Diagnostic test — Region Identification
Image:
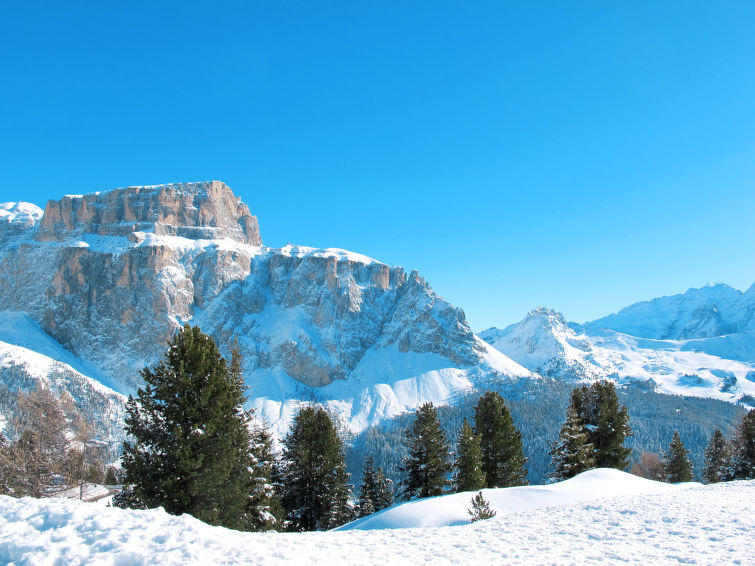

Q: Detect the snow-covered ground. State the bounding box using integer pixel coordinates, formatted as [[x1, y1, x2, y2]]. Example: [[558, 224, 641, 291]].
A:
[[1, 470, 752, 565]]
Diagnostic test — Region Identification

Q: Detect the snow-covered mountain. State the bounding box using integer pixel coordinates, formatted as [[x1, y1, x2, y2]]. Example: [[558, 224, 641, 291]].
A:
[[0, 181, 530, 438], [480, 289, 755, 406]]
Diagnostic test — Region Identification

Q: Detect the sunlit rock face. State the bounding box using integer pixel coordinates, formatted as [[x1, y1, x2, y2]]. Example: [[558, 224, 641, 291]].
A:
[[0, 181, 482, 392]]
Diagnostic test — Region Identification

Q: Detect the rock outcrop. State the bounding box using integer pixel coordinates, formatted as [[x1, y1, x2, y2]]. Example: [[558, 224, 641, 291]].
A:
[[0, 181, 483, 394]]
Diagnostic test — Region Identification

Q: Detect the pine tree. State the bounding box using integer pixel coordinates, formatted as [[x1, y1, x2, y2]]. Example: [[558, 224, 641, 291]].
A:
[[571, 381, 632, 470], [400, 402, 453, 500], [374, 466, 394, 511], [474, 392, 528, 488], [358, 455, 379, 517], [549, 404, 596, 481], [115, 325, 256, 531], [468, 491, 496, 522], [662, 431, 693, 483], [454, 419, 486, 492], [248, 423, 283, 530], [702, 429, 729, 484], [280, 406, 351, 531], [726, 409, 755, 480]]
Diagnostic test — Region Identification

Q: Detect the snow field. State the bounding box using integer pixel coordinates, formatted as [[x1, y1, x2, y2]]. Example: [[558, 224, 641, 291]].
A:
[[1, 471, 752, 565]]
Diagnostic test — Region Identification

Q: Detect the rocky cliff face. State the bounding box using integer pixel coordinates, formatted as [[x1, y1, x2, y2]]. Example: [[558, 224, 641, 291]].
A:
[[0, 182, 489, 414], [35, 181, 261, 245]]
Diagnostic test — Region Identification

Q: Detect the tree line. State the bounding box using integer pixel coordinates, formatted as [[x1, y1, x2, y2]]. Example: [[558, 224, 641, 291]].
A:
[[2, 325, 753, 533]]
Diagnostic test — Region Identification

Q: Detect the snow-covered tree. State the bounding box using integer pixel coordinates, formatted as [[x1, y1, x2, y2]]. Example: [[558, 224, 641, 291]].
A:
[[548, 404, 595, 481], [702, 429, 729, 484], [280, 406, 351, 531], [725, 409, 755, 480], [454, 418, 485, 492], [247, 423, 283, 530], [468, 491, 496, 522], [115, 326, 256, 531], [474, 392, 527, 487], [358, 455, 377, 517], [400, 402, 453, 500], [571, 381, 632, 470], [374, 466, 394, 511], [662, 431, 693, 483]]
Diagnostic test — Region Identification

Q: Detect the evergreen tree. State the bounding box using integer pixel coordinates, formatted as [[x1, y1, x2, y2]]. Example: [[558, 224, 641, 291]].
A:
[[358, 455, 379, 517], [400, 402, 453, 500], [548, 404, 596, 481], [454, 418, 486, 492], [468, 491, 496, 522], [248, 423, 283, 530], [374, 466, 394, 511], [104, 465, 119, 486], [115, 325, 256, 531], [662, 431, 693, 483], [280, 406, 351, 531], [571, 381, 632, 469], [726, 409, 755, 480], [474, 392, 528, 488], [702, 429, 729, 484]]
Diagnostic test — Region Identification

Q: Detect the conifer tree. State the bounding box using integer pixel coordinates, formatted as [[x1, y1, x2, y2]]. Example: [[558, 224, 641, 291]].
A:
[[726, 409, 755, 480], [703, 429, 729, 484], [400, 402, 453, 500], [468, 491, 496, 522], [474, 392, 528, 488], [571, 381, 632, 470], [374, 466, 394, 511], [115, 325, 256, 531], [280, 406, 351, 531], [548, 404, 596, 481], [358, 455, 380, 517], [662, 431, 693, 483], [454, 419, 486, 492], [248, 423, 283, 530]]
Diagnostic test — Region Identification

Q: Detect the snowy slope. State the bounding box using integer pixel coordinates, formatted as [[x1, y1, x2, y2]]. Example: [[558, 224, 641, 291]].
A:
[[0, 311, 126, 442], [1, 471, 752, 565], [481, 300, 755, 406]]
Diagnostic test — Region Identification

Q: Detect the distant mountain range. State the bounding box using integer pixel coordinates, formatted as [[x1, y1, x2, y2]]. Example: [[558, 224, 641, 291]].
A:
[[0, 182, 752, 451], [480, 283, 755, 405]]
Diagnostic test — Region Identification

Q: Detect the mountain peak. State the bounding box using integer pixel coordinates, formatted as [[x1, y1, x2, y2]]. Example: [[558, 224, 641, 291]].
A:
[[35, 181, 261, 246]]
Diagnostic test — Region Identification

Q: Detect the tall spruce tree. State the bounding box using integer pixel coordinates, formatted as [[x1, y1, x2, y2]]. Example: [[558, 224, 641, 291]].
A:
[[400, 402, 453, 500], [280, 406, 351, 531], [115, 325, 256, 531], [374, 466, 394, 511], [571, 381, 632, 470], [726, 409, 755, 480], [474, 392, 528, 488], [703, 429, 729, 484], [454, 419, 486, 492], [248, 423, 283, 530], [549, 404, 596, 481], [358, 455, 379, 517], [662, 431, 693, 483]]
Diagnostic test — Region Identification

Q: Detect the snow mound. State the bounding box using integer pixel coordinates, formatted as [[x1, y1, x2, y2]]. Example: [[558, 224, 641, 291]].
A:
[[1, 474, 752, 565], [338, 468, 689, 530]]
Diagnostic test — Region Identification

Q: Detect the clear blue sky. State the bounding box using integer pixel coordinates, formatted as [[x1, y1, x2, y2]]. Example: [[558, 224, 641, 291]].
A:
[[1, 1, 754, 331]]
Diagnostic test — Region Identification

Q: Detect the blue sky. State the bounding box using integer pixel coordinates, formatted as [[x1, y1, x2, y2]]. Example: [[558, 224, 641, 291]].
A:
[[1, 1, 754, 331]]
